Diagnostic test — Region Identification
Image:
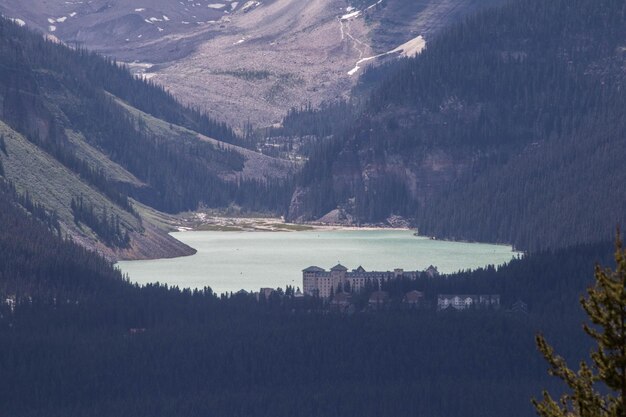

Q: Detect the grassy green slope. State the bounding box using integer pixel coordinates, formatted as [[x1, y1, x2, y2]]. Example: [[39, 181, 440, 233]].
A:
[[0, 120, 195, 260]]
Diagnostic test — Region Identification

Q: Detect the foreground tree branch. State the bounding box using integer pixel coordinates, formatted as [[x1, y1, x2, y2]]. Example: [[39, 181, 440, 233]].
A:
[[533, 231, 626, 417]]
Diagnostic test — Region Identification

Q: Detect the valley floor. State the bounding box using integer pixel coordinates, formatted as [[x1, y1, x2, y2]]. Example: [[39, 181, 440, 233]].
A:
[[172, 211, 413, 234]]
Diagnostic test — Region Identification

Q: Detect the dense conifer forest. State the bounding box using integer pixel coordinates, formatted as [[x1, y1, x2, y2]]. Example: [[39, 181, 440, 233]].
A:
[[0, 179, 615, 415], [0, 162, 616, 416], [291, 0, 626, 251], [0, 180, 127, 299], [1, 0, 625, 415]]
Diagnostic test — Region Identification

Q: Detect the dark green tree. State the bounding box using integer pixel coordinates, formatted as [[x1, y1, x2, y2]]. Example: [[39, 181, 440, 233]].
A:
[[533, 232, 626, 417], [0, 134, 7, 155]]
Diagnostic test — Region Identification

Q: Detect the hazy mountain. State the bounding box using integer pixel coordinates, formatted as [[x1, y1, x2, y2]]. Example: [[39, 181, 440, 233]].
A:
[[0, 0, 509, 127]]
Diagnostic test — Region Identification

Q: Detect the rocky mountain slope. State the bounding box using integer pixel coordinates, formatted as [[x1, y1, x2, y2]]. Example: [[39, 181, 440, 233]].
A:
[[0, 18, 293, 260], [5, 0, 621, 256], [0, 0, 508, 127]]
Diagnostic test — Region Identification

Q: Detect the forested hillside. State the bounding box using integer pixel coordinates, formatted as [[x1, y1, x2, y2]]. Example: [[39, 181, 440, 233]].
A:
[[290, 0, 626, 251], [0, 185, 615, 416], [0, 179, 127, 299], [0, 83, 617, 414], [2, 0, 625, 415], [0, 18, 293, 258]]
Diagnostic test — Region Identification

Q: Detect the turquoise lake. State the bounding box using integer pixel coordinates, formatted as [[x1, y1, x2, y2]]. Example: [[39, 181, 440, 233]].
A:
[[116, 229, 520, 295]]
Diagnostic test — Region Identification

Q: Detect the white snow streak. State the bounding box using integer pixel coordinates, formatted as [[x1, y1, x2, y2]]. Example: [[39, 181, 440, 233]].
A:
[[340, 10, 360, 20], [347, 35, 426, 75], [366, 0, 383, 10], [10, 18, 26, 26], [389, 35, 426, 58]]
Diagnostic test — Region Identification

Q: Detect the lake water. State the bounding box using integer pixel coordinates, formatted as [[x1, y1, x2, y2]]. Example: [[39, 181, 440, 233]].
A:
[[116, 230, 520, 295]]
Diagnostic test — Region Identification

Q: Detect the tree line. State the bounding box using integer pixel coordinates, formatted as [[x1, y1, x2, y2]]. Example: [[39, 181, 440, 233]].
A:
[[0, 171, 617, 415], [289, 0, 626, 251], [71, 195, 130, 248]]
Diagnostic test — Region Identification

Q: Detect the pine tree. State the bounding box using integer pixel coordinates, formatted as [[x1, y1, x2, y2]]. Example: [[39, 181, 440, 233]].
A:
[[0, 134, 7, 155], [533, 232, 626, 417]]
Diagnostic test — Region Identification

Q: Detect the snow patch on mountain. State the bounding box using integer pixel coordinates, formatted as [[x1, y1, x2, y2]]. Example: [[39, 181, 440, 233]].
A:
[[366, 0, 382, 10], [389, 35, 426, 58], [9, 17, 25, 26], [341, 0, 380, 21], [340, 10, 360, 20], [347, 35, 426, 75], [241, 1, 260, 12]]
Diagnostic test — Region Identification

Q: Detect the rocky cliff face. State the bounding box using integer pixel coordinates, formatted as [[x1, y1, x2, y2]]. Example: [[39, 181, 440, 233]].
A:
[[287, 146, 472, 224]]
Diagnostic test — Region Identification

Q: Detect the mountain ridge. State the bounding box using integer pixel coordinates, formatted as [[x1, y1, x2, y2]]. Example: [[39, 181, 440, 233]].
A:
[[0, 18, 293, 260], [287, 0, 626, 251], [0, 0, 510, 127]]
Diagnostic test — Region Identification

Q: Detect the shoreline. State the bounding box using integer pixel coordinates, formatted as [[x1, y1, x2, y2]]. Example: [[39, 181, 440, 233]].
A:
[[116, 226, 521, 295], [173, 212, 414, 233], [116, 212, 521, 263], [175, 224, 413, 233], [169, 213, 522, 253], [172, 214, 518, 249]]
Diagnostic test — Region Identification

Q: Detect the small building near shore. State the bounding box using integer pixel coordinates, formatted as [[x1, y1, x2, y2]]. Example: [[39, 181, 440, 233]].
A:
[[425, 265, 439, 278], [369, 291, 390, 309], [302, 264, 429, 299], [403, 290, 425, 307], [437, 294, 500, 311]]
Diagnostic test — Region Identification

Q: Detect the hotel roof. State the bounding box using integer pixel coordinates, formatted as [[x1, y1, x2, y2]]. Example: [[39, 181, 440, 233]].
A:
[[330, 264, 348, 272], [303, 266, 326, 273]]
